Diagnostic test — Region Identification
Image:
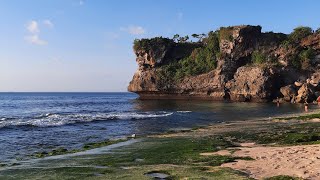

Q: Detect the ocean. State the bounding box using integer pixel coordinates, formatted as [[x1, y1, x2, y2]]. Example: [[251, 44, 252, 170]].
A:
[[0, 92, 308, 162]]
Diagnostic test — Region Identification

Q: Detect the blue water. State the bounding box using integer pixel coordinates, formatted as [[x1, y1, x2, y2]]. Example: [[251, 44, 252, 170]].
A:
[[0, 92, 310, 162]]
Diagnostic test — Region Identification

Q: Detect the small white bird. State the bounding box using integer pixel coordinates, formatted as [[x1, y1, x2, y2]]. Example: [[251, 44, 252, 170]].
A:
[[131, 134, 136, 138]]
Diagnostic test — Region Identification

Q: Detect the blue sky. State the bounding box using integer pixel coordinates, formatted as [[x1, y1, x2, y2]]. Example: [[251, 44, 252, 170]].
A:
[[0, 0, 319, 92]]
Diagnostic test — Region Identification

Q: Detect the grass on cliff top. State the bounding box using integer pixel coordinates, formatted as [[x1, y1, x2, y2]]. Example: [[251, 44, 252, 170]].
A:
[[219, 26, 234, 41], [133, 37, 173, 52]]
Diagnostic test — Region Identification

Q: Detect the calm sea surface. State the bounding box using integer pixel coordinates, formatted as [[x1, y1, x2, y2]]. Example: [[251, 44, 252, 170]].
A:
[[0, 92, 311, 162]]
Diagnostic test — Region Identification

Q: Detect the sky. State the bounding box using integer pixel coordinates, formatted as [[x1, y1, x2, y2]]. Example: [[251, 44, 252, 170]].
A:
[[0, 0, 319, 92]]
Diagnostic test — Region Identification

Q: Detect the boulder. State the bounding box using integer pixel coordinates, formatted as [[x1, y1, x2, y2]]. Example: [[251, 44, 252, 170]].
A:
[[280, 85, 297, 101], [310, 71, 320, 87], [296, 83, 315, 103], [294, 81, 303, 87]]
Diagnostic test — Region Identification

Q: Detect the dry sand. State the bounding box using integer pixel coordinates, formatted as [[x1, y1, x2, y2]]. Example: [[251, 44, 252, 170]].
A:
[[205, 143, 320, 179]]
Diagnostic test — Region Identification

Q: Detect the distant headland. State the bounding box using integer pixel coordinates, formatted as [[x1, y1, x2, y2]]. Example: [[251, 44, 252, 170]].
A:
[[128, 25, 320, 103]]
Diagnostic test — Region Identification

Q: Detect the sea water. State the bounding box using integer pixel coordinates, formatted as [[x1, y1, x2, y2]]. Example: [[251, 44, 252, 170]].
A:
[[0, 92, 309, 162]]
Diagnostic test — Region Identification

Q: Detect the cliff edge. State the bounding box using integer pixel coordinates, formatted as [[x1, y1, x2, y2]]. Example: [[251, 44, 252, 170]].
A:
[[128, 25, 320, 102]]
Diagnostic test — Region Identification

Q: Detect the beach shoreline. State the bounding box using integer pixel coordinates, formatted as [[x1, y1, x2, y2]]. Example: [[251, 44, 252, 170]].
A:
[[1, 111, 320, 179]]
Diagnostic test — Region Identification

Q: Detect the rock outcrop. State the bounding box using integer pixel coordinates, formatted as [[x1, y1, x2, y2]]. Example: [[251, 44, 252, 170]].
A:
[[226, 66, 280, 102], [128, 25, 320, 102], [280, 85, 297, 101]]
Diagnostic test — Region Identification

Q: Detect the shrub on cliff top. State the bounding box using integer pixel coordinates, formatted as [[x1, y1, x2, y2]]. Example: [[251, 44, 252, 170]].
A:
[[288, 26, 313, 43], [281, 26, 313, 49], [203, 31, 220, 52], [174, 32, 220, 78], [219, 27, 234, 41], [155, 31, 220, 84], [133, 37, 173, 52]]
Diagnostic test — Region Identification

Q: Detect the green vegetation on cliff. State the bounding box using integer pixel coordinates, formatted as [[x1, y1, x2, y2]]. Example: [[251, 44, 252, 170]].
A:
[[219, 26, 234, 41], [288, 26, 313, 44], [279, 26, 317, 69], [156, 31, 220, 89], [282, 26, 313, 48], [251, 51, 268, 64], [133, 37, 173, 52], [133, 25, 319, 90], [290, 48, 316, 70], [298, 47, 316, 70], [176, 31, 219, 77]]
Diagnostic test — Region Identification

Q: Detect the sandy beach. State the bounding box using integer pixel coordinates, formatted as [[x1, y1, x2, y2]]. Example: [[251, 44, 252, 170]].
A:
[[202, 143, 320, 179]]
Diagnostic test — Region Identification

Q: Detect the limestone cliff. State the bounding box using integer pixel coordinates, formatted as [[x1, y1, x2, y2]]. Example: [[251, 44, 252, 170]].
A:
[[128, 25, 320, 102]]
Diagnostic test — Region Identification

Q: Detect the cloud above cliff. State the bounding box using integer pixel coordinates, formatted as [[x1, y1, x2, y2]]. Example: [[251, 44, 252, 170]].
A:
[[120, 25, 146, 35], [24, 34, 47, 45], [27, 20, 40, 34], [25, 19, 53, 46], [43, 20, 54, 28]]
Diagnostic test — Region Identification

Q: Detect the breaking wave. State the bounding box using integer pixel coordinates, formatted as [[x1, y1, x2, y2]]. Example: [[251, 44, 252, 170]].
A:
[[0, 112, 174, 128]]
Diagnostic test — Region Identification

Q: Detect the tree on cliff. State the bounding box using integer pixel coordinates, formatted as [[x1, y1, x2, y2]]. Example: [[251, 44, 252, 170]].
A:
[[178, 35, 189, 43], [173, 34, 180, 42], [289, 26, 313, 43], [192, 34, 199, 38], [192, 33, 206, 42]]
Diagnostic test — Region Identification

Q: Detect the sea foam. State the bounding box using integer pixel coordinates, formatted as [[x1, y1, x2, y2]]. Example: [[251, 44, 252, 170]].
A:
[[0, 111, 174, 128]]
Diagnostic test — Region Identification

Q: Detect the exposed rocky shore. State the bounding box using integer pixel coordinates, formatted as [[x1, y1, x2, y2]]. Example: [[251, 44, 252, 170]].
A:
[[128, 25, 320, 102]]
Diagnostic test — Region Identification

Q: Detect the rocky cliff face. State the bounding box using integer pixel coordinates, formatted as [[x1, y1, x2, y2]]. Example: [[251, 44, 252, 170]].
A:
[[128, 25, 320, 102]]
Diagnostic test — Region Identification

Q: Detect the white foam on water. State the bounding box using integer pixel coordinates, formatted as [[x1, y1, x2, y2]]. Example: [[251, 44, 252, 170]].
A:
[[177, 111, 192, 113], [0, 112, 174, 128]]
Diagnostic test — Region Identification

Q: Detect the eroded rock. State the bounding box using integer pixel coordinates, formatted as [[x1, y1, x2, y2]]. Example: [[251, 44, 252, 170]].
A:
[[128, 25, 320, 102], [280, 85, 297, 101]]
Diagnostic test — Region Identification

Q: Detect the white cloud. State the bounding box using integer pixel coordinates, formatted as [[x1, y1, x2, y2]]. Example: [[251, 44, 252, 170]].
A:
[[27, 20, 40, 34], [120, 25, 146, 35], [43, 20, 54, 28], [25, 19, 52, 46], [25, 34, 47, 45]]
